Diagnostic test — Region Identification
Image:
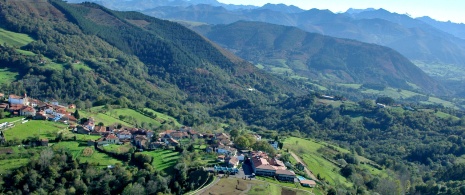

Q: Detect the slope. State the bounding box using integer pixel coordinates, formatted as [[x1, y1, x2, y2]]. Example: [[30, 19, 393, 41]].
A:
[[195, 21, 445, 94], [138, 4, 465, 76], [0, 0, 300, 124]]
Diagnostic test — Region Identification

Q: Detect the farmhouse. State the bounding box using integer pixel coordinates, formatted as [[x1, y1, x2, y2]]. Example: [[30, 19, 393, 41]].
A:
[[20, 106, 36, 117], [276, 169, 296, 182], [249, 151, 289, 181], [216, 145, 237, 156], [97, 133, 120, 145], [8, 94, 28, 105], [134, 135, 149, 149]]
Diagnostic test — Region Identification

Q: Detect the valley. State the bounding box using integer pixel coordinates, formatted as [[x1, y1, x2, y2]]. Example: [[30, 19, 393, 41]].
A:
[[1, 0, 465, 194]]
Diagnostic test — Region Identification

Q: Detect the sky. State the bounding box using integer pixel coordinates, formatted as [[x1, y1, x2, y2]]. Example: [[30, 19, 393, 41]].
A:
[[217, 0, 465, 24]]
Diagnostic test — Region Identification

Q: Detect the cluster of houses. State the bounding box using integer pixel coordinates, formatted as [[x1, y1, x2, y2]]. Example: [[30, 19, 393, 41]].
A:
[[0, 93, 77, 123]]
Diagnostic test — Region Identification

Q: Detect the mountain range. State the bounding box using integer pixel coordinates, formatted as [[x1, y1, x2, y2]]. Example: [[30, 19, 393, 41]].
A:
[[141, 5, 465, 70], [193, 21, 444, 93]]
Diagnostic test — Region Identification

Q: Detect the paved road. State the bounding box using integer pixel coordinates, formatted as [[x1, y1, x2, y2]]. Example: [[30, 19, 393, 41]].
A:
[[289, 151, 318, 181]]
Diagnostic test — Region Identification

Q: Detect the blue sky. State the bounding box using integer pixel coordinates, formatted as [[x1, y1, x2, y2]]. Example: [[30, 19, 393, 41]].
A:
[[217, 0, 465, 23]]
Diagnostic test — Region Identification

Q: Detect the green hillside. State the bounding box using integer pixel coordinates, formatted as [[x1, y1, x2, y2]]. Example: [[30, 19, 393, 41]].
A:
[[195, 21, 446, 94]]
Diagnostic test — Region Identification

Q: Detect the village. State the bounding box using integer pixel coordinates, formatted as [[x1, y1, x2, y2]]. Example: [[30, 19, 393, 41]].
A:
[[0, 93, 318, 190]]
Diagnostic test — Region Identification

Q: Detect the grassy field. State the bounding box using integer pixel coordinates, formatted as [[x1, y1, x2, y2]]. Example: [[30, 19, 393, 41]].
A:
[[78, 109, 132, 127], [201, 177, 314, 195], [103, 143, 133, 154], [142, 150, 180, 173], [0, 116, 24, 123], [283, 137, 352, 187], [0, 158, 29, 174], [0, 68, 19, 84], [3, 120, 67, 141], [142, 108, 181, 126], [0, 27, 34, 47], [53, 141, 122, 167]]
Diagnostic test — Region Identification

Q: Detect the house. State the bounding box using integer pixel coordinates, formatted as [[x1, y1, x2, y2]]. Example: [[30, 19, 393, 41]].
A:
[[217, 155, 226, 162], [96, 133, 119, 145], [68, 104, 76, 109], [269, 140, 279, 150], [276, 169, 296, 182], [255, 164, 276, 176], [34, 111, 47, 120], [227, 156, 239, 168], [376, 103, 386, 108], [50, 99, 59, 106], [40, 138, 49, 146], [134, 135, 148, 149], [253, 134, 262, 140], [166, 138, 179, 146], [0, 103, 9, 110], [216, 145, 237, 156], [20, 106, 36, 117], [76, 126, 91, 134], [237, 154, 245, 161], [0, 93, 4, 100], [250, 151, 287, 176], [8, 104, 25, 115], [300, 180, 317, 188], [93, 126, 107, 135], [321, 95, 335, 100], [8, 94, 28, 105], [115, 130, 132, 140], [83, 118, 95, 131]]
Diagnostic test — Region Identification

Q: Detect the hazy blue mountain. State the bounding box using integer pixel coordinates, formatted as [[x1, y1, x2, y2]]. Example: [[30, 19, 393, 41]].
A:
[[259, 3, 305, 13], [194, 21, 446, 94], [143, 5, 465, 69], [417, 16, 465, 40], [65, 0, 257, 11]]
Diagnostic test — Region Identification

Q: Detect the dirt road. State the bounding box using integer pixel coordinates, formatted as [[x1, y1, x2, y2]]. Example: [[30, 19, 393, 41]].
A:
[[290, 151, 318, 181]]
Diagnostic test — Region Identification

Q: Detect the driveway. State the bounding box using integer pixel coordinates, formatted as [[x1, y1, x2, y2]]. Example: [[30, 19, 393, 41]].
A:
[[289, 151, 319, 181]]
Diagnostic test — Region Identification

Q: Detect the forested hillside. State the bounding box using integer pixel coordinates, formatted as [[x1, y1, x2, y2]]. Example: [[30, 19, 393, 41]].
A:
[[194, 21, 445, 94], [0, 0, 300, 125]]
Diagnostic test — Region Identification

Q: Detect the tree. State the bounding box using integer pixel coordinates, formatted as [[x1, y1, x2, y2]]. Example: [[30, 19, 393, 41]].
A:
[[235, 135, 250, 149], [84, 99, 92, 109], [73, 110, 80, 119], [229, 129, 239, 140], [376, 96, 395, 105]]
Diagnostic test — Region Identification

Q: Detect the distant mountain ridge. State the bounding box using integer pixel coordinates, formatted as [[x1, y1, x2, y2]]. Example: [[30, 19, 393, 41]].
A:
[[66, 0, 465, 71], [194, 21, 446, 94], [139, 5, 465, 70]]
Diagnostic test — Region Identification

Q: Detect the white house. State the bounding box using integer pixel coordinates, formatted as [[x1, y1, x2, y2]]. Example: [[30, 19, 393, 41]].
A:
[[116, 130, 132, 140], [269, 140, 279, 150], [9, 94, 28, 106], [216, 145, 237, 156]]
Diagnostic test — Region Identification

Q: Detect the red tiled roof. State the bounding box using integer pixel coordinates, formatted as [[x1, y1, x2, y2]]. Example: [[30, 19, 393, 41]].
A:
[[21, 106, 35, 112], [105, 134, 119, 140], [276, 169, 295, 176], [256, 164, 276, 170], [300, 180, 316, 185], [9, 94, 24, 99]]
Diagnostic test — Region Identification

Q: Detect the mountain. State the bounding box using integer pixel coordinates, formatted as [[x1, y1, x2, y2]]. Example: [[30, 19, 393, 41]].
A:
[[65, 0, 258, 11], [194, 21, 445, 94], [0, 0, 299, 124], [259, 3, 304, 13], [138, 5, 465, 75], [417, 16, 465, 40]]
